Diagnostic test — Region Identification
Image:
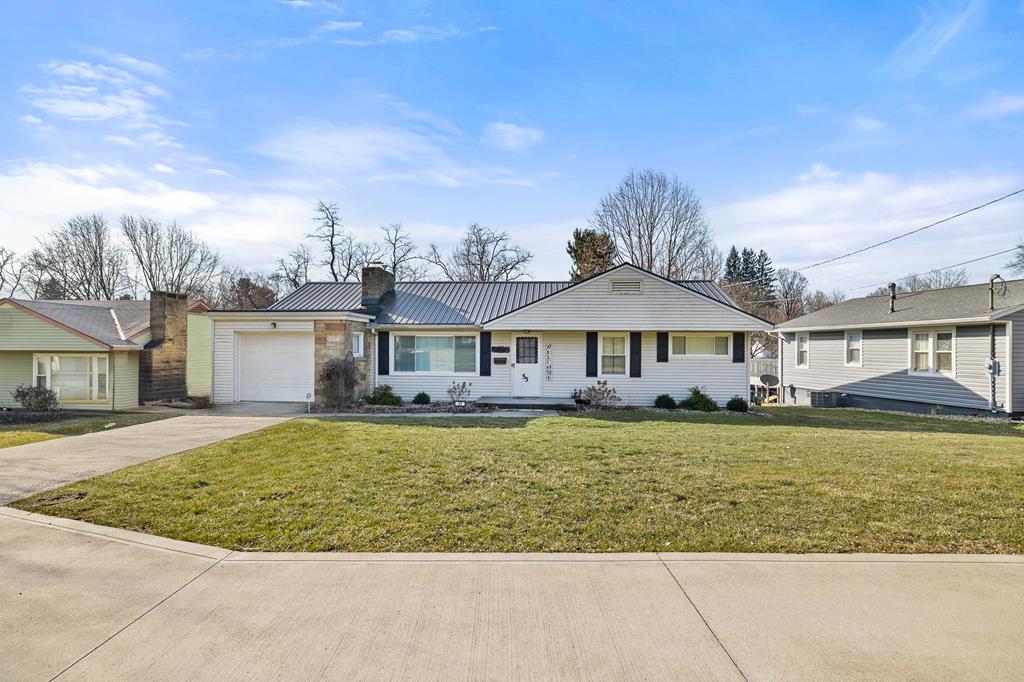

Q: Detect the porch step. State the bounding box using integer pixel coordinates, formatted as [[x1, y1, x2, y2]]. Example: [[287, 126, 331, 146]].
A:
[[475, 396, 577, 410]]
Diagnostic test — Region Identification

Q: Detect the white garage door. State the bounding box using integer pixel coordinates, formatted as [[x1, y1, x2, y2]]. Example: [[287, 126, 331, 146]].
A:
[[238, 332, 314, 402]]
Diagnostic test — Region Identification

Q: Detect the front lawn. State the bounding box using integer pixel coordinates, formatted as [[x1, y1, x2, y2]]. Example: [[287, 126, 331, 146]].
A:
[[0, 412, 173, 449], [12, 408, 1024, 553]]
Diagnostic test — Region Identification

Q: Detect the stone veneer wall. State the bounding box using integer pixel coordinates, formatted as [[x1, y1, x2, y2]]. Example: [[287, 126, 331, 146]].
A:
[[314, 319, 373, 404], [140, 291, 188, 403]]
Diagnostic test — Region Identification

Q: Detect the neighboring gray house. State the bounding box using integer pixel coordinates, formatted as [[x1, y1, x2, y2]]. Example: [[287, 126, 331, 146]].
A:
[[208, 263, 773, 407], [775, 278, 1024, 416]]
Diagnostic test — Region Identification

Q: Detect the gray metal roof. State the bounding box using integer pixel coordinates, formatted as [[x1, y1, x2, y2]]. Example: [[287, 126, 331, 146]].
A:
[[776, 278, 1024, 330], [270, 277, 740, 326], [12, 299, 152, 347]]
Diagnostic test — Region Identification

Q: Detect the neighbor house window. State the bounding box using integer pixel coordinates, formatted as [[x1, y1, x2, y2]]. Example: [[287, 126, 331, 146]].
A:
[[352, 331, 364, 358], [671, 334, 729, 356], [33, 354, 108, 402], [600, 334, 627, 375], [393, 335, 476, 374], [844, 331, 862, 367], [795, 334, 809, 368], [909, 330, 954, 375]]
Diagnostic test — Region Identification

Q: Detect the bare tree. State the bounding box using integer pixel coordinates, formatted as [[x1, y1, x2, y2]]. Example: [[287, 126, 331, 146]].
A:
[[805, 289, 846, 312], [307, 201, 380, 282], [868, 267, 970, 296], [590, 169, 721, 279], [273, 244, 314, 293], [775, 268, 809, 321], [1008, 241, 1024, 276], [0, 247, 26, 298], [425, 223, 533, 281], [27, 215, 132, 299], [380, 223, 427, 280], [209, 268, 279, 310], [121, 215, 221, 296]]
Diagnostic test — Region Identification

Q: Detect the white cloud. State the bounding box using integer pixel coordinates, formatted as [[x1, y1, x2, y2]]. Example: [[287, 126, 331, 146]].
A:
[[316, 21, 363, 33], [882, 0, 986, 78], [279, 0, 314, 7], [255, 121, 547, 187], [798, 163, 839, 183], [19, 114, 55, 134], [151, 163, 177, 175], [968, 91, 1024, 118], [851, 115, 886, 133], [204, 168, 231, 177], [795, 104, 827, 116], [102, 52, 168, 79], [711, 169, 1022, 293], [481, 122, 544, 151], [182, 47, 247, 61], [335, 24, 486, 46], [104, 135, 138, 147]]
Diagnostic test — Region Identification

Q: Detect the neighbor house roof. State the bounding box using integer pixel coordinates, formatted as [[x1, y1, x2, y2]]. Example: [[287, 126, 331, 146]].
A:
[[8, 299, 152, 348], [269, 275, 741, 326], [776, 278, 1024, 331]]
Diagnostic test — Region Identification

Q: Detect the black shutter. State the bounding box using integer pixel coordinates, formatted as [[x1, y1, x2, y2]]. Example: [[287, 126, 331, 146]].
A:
[[629, 332, 641, 377], [656, 332, 668, 362], [585, 332, 598, 377], [378, 330, 390, 375], [732, 332, 745, 363], [479, 331, 491, 376]]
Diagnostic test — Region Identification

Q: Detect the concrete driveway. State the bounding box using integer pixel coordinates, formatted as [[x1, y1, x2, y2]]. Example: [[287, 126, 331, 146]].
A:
[[0, 415, 286, 504], [2, 509, 1022, 681]]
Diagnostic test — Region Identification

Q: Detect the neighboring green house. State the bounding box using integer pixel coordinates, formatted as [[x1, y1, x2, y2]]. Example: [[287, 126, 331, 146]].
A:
[[186, 300, 212, 398], [0, 292, 209, 412]]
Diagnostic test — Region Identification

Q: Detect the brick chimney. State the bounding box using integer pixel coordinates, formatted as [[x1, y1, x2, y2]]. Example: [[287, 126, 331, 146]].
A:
[[361, 262, 395, 314], [140, 291, 188, 402]]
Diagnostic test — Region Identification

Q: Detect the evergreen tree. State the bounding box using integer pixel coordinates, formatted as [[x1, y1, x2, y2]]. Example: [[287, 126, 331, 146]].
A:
[[723, 245, 741, 282], [566, 228, 617, 281], [754, 249, 776, 292], [739, 248, 756, 283]]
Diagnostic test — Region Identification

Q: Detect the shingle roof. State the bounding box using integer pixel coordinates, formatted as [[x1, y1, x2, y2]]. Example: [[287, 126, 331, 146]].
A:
[[270, 277, 740, 326], [776, 278, 1024, 330], [12, 299, 153, 347]]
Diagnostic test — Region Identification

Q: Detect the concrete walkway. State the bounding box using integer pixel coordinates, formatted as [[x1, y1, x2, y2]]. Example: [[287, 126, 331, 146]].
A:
[[2, 509, 1021, 681], [0, 415, 287, 504]]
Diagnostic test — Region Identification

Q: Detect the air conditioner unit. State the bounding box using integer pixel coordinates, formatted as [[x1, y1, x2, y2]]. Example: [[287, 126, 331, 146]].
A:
[[810, 391, 837, 408]]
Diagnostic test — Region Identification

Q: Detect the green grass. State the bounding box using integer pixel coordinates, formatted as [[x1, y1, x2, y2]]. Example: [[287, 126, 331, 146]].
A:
[[0, 412, 173, 449], [12, 407, 1024, 553]]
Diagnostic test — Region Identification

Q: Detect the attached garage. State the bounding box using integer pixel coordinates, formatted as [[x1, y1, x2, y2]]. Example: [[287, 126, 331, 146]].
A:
[[237, 332, 314, 402]]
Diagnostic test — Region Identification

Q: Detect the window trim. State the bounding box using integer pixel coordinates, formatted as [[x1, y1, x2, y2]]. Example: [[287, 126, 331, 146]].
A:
[[390, 331, 479, 376], [598, 332, 628, 377], [351, 331, 364, 358], [795, 333, 810, 369], [843, 330, 863, 368], [907, 328, 956, 377], [32, 353, 109, 403], [669, 333, 731, 359]]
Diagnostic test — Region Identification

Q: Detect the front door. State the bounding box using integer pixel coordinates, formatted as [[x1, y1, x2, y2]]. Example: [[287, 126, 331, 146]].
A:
[[512, 335, 542, 397]]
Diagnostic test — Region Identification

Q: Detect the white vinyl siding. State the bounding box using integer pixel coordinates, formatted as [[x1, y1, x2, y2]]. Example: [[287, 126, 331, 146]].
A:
[[486, 268, 769, 332], [782, 325, 1007, 411]]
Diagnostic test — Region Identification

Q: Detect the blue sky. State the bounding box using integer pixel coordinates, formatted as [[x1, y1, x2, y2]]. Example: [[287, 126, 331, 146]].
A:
[[2, 0, 1023, 292]]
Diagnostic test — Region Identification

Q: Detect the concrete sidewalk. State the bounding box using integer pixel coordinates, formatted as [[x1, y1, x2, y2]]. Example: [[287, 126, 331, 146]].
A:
[[0, 415, 287, 504], [2, 509, 1021, 681]]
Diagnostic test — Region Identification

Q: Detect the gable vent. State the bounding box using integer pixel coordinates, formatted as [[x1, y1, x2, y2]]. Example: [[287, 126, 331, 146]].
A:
[[609, 280, 643, 295]]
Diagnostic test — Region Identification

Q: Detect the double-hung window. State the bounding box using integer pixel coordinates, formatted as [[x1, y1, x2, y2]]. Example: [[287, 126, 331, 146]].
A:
[[795, 333, 809, 368], [670, 334, 729, 357], [352, 331, 364, 358], [393, 334, 476, 374], [909, 330, 954, 375], [600, 334, 627, 375], [844, 331, 862, 367], [33, 354, 108, 402]]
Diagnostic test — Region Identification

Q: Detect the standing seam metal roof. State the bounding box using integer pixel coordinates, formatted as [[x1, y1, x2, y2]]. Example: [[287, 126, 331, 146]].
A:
[[269, 279, 740, 325]]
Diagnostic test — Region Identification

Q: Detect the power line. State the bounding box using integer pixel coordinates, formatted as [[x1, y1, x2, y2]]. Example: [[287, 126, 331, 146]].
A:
[[849, 247, 1018, 291], [721, 186, 1024, 289], [794, 187, 1024, 272]]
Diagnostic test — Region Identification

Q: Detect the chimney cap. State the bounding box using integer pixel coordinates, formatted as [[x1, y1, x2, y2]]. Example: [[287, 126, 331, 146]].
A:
[[365, 261, 388, 270]]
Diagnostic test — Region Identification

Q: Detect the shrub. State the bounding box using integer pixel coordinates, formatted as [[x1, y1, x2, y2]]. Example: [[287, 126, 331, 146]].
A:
[[11, 385, 60, 412], [320, 355, 359, 408], [446, 381, 472, 403], [576, 380, 621, 410], [679, 386, 719, 412], [654, 393, 677, 409], [726, 396, 749, 413], [412, 392, 431, 405], [365, 384, 402, 406]]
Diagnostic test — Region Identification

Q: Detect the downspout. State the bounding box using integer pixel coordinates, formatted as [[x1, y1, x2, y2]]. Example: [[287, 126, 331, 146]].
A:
[[777, 332, 784, 404], [988, 274, 1003, 413]]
